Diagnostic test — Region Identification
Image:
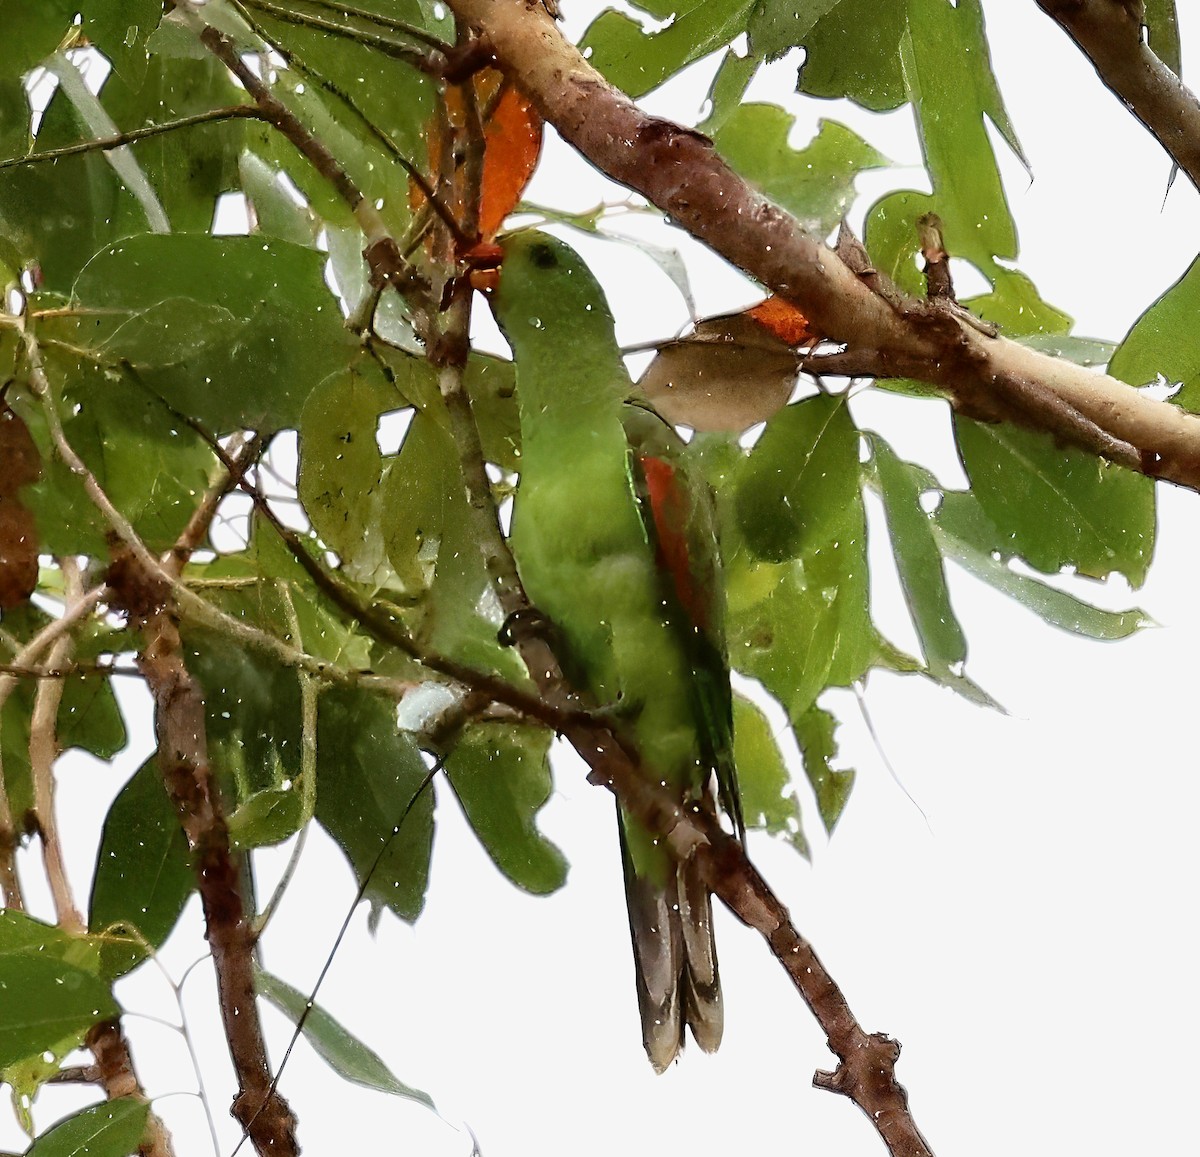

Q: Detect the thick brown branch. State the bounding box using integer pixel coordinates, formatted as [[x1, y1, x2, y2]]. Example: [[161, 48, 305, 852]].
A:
[[133, 610, 296, 1156], [1036, 0, 1200, 191], [444, 0, 1200, 491]]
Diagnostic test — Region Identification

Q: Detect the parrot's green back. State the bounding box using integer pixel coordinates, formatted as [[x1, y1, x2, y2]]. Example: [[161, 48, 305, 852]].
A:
[[493, 231, 741, 1071]]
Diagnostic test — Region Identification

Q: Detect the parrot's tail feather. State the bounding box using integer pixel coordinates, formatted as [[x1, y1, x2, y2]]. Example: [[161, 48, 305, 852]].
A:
[[678, 857, 723, 1054], [620, 813, 723, 1071], [623, 868, 686, 1073]]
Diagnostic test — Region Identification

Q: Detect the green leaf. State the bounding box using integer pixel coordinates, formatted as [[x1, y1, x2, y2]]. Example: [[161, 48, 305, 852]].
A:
[[735, 393, 861, 563], [98, 51, 247, 232], [83, 0, 163, 83], [1109, 252, 1200, 410], [794, 0, 908, 110], [580, 0, 754, 99], [184, 630, 304, 814], [1018, 333, 1117, 367], [0, 608, 127, 827], [89, 758, 193, 978], [733, 694, 808, 857], [1144, 0, 1182, 77], [727, 446, 874, 719], [228, 788, 306, 851], [0, 1, 77, 78], [18, 348, 219, 556], [699, 49, 757, 135], [746, 0, 843, 64], [870, 435, 967, 672], [256, 968, 436, 1108], [381, 414, 524, 678], [934, 491, 1150, 641], [446, 724, 567, 895], [954, 416, 1155, 585], [239, 11, 432, 241], [24, 1099, 148, 1157], [299, 364, 403, 581], [793, 704, 853, 834], [965, 269, 1072, 338], [0, 914, 116, 1071], [464, 355, 521, 473], [712, 110, 888, 238], [0, 85, 136, 291], [240, 150, 320, 247], [71, 234, 356, 431], [315, 687, 434, 923], [861, 0, 1021, 280]]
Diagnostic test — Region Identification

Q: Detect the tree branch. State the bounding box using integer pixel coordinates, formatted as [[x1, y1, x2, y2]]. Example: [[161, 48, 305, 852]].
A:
[[387, 48, 935, 1150], [133, 608, 297, 1156], [444, 0, 1200, 490], [84, 1019, 177, 1157], [28, 558, 87, 935], [1036, 0, 1200, 191], [119, 445, 299, 1157], [0, 583, 107, 911]]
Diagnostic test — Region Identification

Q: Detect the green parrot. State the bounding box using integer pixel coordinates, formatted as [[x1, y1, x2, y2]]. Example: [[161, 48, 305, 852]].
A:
[[492, 231, 743, 1072]]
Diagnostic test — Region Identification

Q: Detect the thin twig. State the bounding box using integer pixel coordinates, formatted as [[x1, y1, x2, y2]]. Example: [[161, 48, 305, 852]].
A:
[[285, 0, 451, 50], [0, 107, 268, 171], [239, 0, 443, 69]]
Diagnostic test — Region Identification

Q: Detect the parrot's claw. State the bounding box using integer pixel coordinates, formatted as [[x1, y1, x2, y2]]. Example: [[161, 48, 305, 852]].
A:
[[497, 605, 558, 648]]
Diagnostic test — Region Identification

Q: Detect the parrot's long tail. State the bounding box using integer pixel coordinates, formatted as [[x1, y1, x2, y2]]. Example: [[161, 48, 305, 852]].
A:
[[620, 823, 723, 1073]]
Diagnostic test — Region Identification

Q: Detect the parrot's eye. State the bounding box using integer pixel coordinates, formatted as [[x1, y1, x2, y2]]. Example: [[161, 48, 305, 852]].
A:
[[531, 242, 558, 269]]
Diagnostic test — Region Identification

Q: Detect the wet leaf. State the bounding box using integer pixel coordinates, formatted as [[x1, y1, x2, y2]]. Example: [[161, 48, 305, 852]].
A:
[[0, 913, 116, 1070], [793, 704, 854, 834], [735, 393, 861, 562], [638, 310, 800, 433], [1109, 252, 1200, 410], [71, 234, 356, 431], [871, 434, 967, 673], [257, 967, 437, 1107], [733, 695, 808, 857], [446, 723, 567, 894], [24, 1099, 148, 1157], [315, 687, 434, 924], [954, 416, 1155, 585], [713, 110, 888, 238], [581, 0, 755, 99], [89, 758, 193, 978], [934, 491, 1150, 640], [299, 364, 403, 581]]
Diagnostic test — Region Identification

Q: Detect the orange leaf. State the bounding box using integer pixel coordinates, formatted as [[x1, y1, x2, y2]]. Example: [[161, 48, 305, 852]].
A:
[[478, 85, 542, 240], [744, 296, 820, 348]]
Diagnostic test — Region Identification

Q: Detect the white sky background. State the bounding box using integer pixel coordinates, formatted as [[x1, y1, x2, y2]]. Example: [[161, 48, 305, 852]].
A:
[[6, 3, 1200, 1155]]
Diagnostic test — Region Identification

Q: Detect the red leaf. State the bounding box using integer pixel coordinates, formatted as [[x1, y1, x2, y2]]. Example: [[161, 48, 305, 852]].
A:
[[744, 296, 820, 348], [479, 85, 543, 240]]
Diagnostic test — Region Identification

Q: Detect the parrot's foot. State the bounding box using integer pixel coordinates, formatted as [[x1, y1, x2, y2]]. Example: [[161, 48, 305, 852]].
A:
[[497, 606, 559, 648]]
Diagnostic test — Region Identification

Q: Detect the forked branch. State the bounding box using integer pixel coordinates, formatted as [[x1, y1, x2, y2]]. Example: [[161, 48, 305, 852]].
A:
[[444, 0, 1200, 490]]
